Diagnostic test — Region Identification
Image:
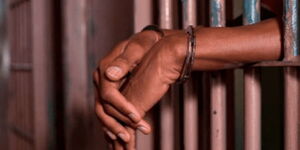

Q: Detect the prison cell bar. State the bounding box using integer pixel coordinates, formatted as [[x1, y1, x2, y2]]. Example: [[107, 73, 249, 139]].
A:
[[283, 0, 299, 150], [159, 0, 176, 150], [63, 0, 90, 149], [243, 1, 261, 150], [209, 0, 227, 150], [133, 0, 155, 150], [182, 0, 198, 150], [0, 0, 9, 148]]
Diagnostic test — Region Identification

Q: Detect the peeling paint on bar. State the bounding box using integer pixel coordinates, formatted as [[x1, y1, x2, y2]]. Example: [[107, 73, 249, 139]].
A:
[[283, 0, 299, 58], [210, 0, 225, 27], [243, 0, 260, 24]]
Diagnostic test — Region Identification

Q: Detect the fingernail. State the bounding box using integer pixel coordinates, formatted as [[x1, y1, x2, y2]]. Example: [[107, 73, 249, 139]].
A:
[[137, 126, 149, 133], [118, 133, 128, 142], [106, 130, 117, 140], [106, 66, 122, 79], [128, 113, 138, 122]]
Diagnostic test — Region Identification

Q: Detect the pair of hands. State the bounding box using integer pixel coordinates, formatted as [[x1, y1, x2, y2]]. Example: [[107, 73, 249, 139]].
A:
[[93, 29, 187, 149]]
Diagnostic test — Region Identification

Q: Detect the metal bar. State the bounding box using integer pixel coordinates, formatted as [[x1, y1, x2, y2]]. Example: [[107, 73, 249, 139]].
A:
[[32, 0, 54, 149], [182, 0, 198, 150], [63, 0, 89, 149], [0, 0, 9, 148], [284, 67, 299, 150], [159, 0, 176, 150], [134, 0, 152, 32], [283, 0, 299, 149], [283, 0, 299, 60], [249, 61, 300, 67], [243, 1, 261, 150], [133, 1, 154, 150], [209, 0, 226, 150]]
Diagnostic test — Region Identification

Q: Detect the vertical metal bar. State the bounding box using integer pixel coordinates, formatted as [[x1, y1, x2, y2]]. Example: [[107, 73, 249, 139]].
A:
[[63, 0, 89, 149], [159, 0, 175, 150], [209, 1, 226, 150], [0, 0, 9, 148], [283, 0, 299, 149], [243, 1, 261, 150], [182, 0, 198, 150], [134, 0, 152, 32], [133, 1, 154, 150], [32, 0, 54, 149]]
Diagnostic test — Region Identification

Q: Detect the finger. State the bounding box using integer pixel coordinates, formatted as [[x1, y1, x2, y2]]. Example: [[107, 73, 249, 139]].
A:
[[125, 127, 136, 150], [101, 87, 143, 123], [104, 133, 114, 150], [103, 127, 117, 141], [95, 100, 131, 142], [105, 42, 145, 81], [103, 103, 152, 134], [94, 69, 143, 123]]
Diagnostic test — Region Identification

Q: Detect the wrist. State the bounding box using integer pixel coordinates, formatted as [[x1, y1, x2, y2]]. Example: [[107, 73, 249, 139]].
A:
[[162, 31, 188, 75]]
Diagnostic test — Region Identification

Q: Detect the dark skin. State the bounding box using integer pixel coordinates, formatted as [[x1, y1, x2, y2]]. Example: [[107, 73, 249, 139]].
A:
[[94, 1, 282, 149]]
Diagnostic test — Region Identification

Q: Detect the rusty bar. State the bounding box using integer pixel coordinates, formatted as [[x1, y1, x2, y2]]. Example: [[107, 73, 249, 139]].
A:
[[159, 0, 175, 150], [283, 0, 299, 149], [209, 1, 226, 150], [133, 0, 154, 150], [63, 0, 89, 149], [181, 0, 198, 150], [0, 0, 9, 148], [243, 1, 261, 150]]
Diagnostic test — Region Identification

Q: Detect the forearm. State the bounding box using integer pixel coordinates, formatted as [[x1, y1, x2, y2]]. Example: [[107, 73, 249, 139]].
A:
[[192, 18, 282, 70]]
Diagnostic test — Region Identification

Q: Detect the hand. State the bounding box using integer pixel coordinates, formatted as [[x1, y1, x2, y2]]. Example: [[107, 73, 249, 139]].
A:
[[114, 31, 188, 119], [93, 30, 162, 143]]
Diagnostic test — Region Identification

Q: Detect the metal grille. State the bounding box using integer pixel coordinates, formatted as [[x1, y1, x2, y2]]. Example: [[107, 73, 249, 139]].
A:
[[0, 0, 299, 149]]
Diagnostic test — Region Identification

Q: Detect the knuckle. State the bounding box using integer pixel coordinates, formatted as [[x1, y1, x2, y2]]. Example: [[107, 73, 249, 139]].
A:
[[102, 104, 114, 114]]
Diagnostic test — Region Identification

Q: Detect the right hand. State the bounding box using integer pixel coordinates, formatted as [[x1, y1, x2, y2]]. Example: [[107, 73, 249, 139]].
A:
[[93, 30, 163, 143]]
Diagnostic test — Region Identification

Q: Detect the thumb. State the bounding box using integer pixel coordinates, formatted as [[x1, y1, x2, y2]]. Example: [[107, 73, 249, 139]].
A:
[[105, 55, 136, 81], [106, 41, 147, 81]]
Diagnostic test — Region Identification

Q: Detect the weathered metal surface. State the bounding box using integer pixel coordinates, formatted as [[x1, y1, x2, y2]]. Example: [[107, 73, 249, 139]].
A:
[[209, 0, 225, 27], [283, 0, 299, 149], [283, 0, 299, 60], [181, 0, 198, 150], [159, 1, 176, 150], [243, 1, 261, 150], [209, 0, 227, 150]]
